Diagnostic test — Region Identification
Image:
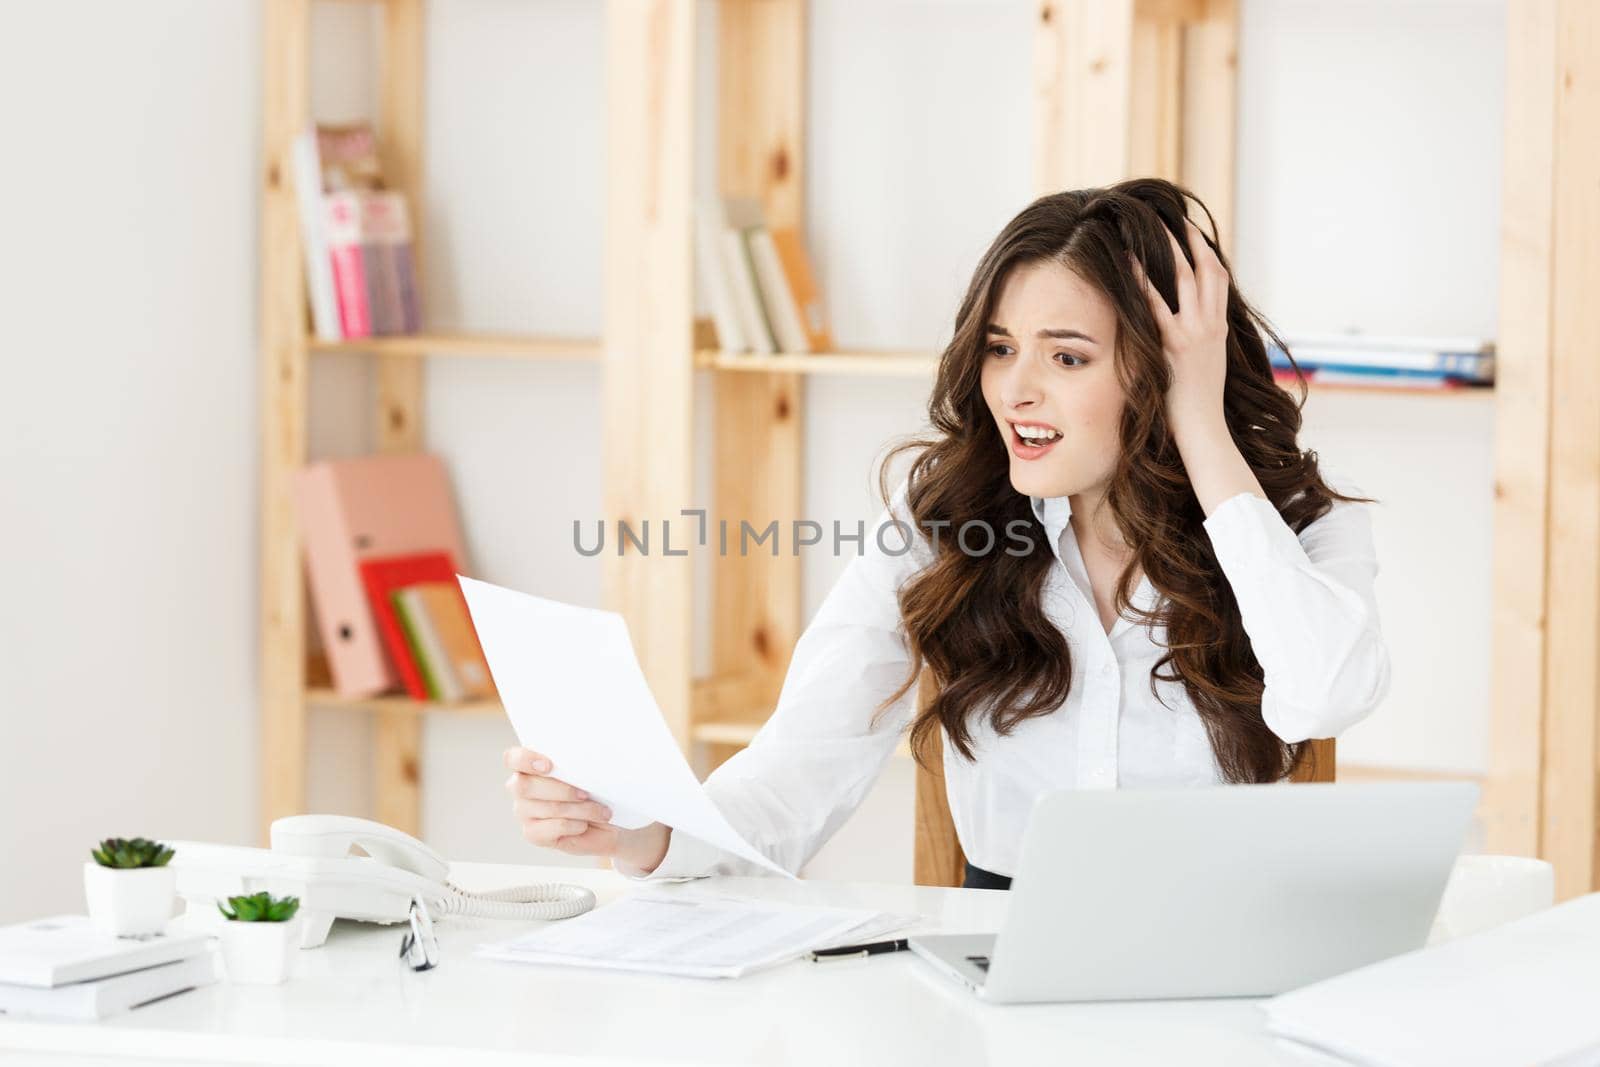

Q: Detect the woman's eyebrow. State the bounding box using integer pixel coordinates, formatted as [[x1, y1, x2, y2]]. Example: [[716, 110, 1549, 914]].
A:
[[986, 324, 1098, 344], [1039, 327, 1098, 343]]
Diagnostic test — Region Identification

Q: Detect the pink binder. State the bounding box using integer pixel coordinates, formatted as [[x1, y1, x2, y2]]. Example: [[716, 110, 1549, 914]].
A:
[[293, 454, 469, 696]]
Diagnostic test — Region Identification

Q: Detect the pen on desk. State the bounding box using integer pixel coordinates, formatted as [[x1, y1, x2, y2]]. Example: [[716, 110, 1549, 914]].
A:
[[808, 939, 910, 962]]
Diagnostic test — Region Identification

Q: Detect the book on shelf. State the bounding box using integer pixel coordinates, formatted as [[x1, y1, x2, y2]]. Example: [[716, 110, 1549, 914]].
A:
[[324, 191, 374, 338], [291, 121, 423, 341], [392, 582, 497, 704], [718, 197, 778, 354], [291, 132, 341, 341], [316, 122, 384, 190], [416, 581, 496, 699], [1269, 334, 1495, 386], [393, 584, 455, 701], [768, 226, 834, 352], [360, 190, 422, 335], [293, 454, 471, 697], [695, 203, 748, 353], [746, 227, 812, 354], [1273, 367, 1468, 391]]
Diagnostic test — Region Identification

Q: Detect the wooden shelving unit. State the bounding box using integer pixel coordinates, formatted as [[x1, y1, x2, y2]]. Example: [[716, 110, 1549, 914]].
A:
[[255, 0, 1253, 844], [261, 0, 1531, 886]]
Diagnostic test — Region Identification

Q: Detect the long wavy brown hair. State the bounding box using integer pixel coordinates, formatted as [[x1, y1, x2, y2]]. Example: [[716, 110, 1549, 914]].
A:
[[881, 177, 1357, 784]]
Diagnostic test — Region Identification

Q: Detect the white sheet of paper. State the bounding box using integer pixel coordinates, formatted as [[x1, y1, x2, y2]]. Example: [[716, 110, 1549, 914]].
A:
[[458, 576, 793, 879], [478, 891, 913, 978]]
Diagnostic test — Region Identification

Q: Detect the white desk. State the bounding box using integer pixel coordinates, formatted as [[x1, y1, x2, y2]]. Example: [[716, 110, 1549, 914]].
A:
[[0, 862, 1331, 1067]]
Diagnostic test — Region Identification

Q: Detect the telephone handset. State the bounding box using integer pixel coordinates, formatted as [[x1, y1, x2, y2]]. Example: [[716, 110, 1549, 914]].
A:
[[170, 815, 596, 948], [272, 814, 451, 882]]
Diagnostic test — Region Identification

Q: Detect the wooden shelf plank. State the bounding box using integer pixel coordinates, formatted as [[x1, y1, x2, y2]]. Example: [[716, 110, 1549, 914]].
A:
[[305, 687, 504, 718], [1338, 763, 1486, 783], [697, 349, 938, 377], [691, 721, 764, 746], [309, 333, 602, 360], [1291, 383, 1496, 400]]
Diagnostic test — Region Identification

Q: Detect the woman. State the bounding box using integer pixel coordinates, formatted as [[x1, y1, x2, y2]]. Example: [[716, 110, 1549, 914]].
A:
[[502, 178, 1390, 888]]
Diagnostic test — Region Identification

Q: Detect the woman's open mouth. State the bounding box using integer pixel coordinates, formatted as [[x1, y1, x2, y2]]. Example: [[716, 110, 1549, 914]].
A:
[[1009, 420, 1062, 461]]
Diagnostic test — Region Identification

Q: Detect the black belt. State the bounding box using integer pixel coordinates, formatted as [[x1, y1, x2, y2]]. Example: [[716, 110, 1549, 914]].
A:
[[962, 861, 1013, 891]]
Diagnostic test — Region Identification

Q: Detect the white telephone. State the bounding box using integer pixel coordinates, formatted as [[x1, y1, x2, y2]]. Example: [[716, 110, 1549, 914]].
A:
[[169, 815, 596, 948]]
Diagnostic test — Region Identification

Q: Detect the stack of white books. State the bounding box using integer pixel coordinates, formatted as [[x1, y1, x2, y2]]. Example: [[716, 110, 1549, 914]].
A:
[[0, 916, 218, 1021], [695, 198, 834, 357]]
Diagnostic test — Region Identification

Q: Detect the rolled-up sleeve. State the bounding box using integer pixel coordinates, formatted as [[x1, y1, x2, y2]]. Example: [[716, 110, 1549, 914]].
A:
[[620, 488, 927, 882], [1203, 487, 1390, 744]]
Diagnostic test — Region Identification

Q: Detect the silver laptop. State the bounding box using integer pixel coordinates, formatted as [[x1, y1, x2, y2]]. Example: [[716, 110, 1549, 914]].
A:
[[909, 782, 1478, 1003]]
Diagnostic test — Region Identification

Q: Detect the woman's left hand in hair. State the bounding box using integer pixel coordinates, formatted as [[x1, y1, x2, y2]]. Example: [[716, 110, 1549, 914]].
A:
[[1132, 218, 1266, 515], [1131, 218, 1230, 437]]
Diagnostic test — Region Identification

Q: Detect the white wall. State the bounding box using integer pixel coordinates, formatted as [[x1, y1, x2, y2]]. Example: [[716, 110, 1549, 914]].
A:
[[0, 0, 1507, 920], [0, 0, 262, 922]]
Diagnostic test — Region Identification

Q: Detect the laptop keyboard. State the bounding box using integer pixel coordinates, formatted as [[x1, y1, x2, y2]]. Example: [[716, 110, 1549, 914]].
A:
[[965, 955, 991, 972]]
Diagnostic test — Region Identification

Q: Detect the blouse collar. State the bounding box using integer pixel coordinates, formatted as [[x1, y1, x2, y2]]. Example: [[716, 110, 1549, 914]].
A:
[[1029, 491, 1156, 640], [1029, 494, 1073, 563]]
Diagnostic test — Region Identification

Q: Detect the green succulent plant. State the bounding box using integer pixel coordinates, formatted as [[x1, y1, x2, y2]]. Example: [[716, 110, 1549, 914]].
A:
[[217, 892, 301, 923], [90, 837, 175, 869]]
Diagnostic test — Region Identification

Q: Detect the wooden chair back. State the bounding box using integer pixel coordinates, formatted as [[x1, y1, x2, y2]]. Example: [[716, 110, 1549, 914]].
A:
[[1291, 737, 1337, 783], [911, 721, 967, 887]]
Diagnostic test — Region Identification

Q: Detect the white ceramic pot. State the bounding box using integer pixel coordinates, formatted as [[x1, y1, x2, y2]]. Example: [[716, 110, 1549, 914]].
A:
[[82, 862, 177, 937], [219, 917, 302, 984]]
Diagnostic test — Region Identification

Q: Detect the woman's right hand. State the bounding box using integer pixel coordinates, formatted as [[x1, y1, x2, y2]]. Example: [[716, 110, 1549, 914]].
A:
[[502, 746, 672, 874]]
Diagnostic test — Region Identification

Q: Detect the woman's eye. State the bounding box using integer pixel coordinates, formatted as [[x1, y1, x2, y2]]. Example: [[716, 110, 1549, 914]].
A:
[[1055, 352, 1087, 367], [986, 344, 1015, 358]]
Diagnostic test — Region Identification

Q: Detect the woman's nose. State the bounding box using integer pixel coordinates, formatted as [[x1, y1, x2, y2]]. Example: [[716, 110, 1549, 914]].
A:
[[999, 352, 1045, 409]]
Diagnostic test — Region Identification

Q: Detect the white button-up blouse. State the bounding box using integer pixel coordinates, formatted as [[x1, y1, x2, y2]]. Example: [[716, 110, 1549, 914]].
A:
[[629, 479, 1389, 881]]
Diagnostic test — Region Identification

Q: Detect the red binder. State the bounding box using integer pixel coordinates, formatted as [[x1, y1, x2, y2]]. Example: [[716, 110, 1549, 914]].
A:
[[359, 552, 458, 701]]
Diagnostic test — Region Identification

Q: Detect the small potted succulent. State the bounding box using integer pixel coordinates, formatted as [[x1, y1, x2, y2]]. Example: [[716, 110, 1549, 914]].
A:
[[84, 837, 177, 937], [216, 892, 302, 984]]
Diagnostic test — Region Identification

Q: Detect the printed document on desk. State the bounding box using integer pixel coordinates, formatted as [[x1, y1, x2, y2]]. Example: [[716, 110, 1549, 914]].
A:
[[458, 576, 791, 879], [478, 891, 918, 978]]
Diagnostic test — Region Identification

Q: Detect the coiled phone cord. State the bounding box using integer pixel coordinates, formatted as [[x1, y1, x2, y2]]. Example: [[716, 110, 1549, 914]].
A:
[[436, 880, 597, 921]]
